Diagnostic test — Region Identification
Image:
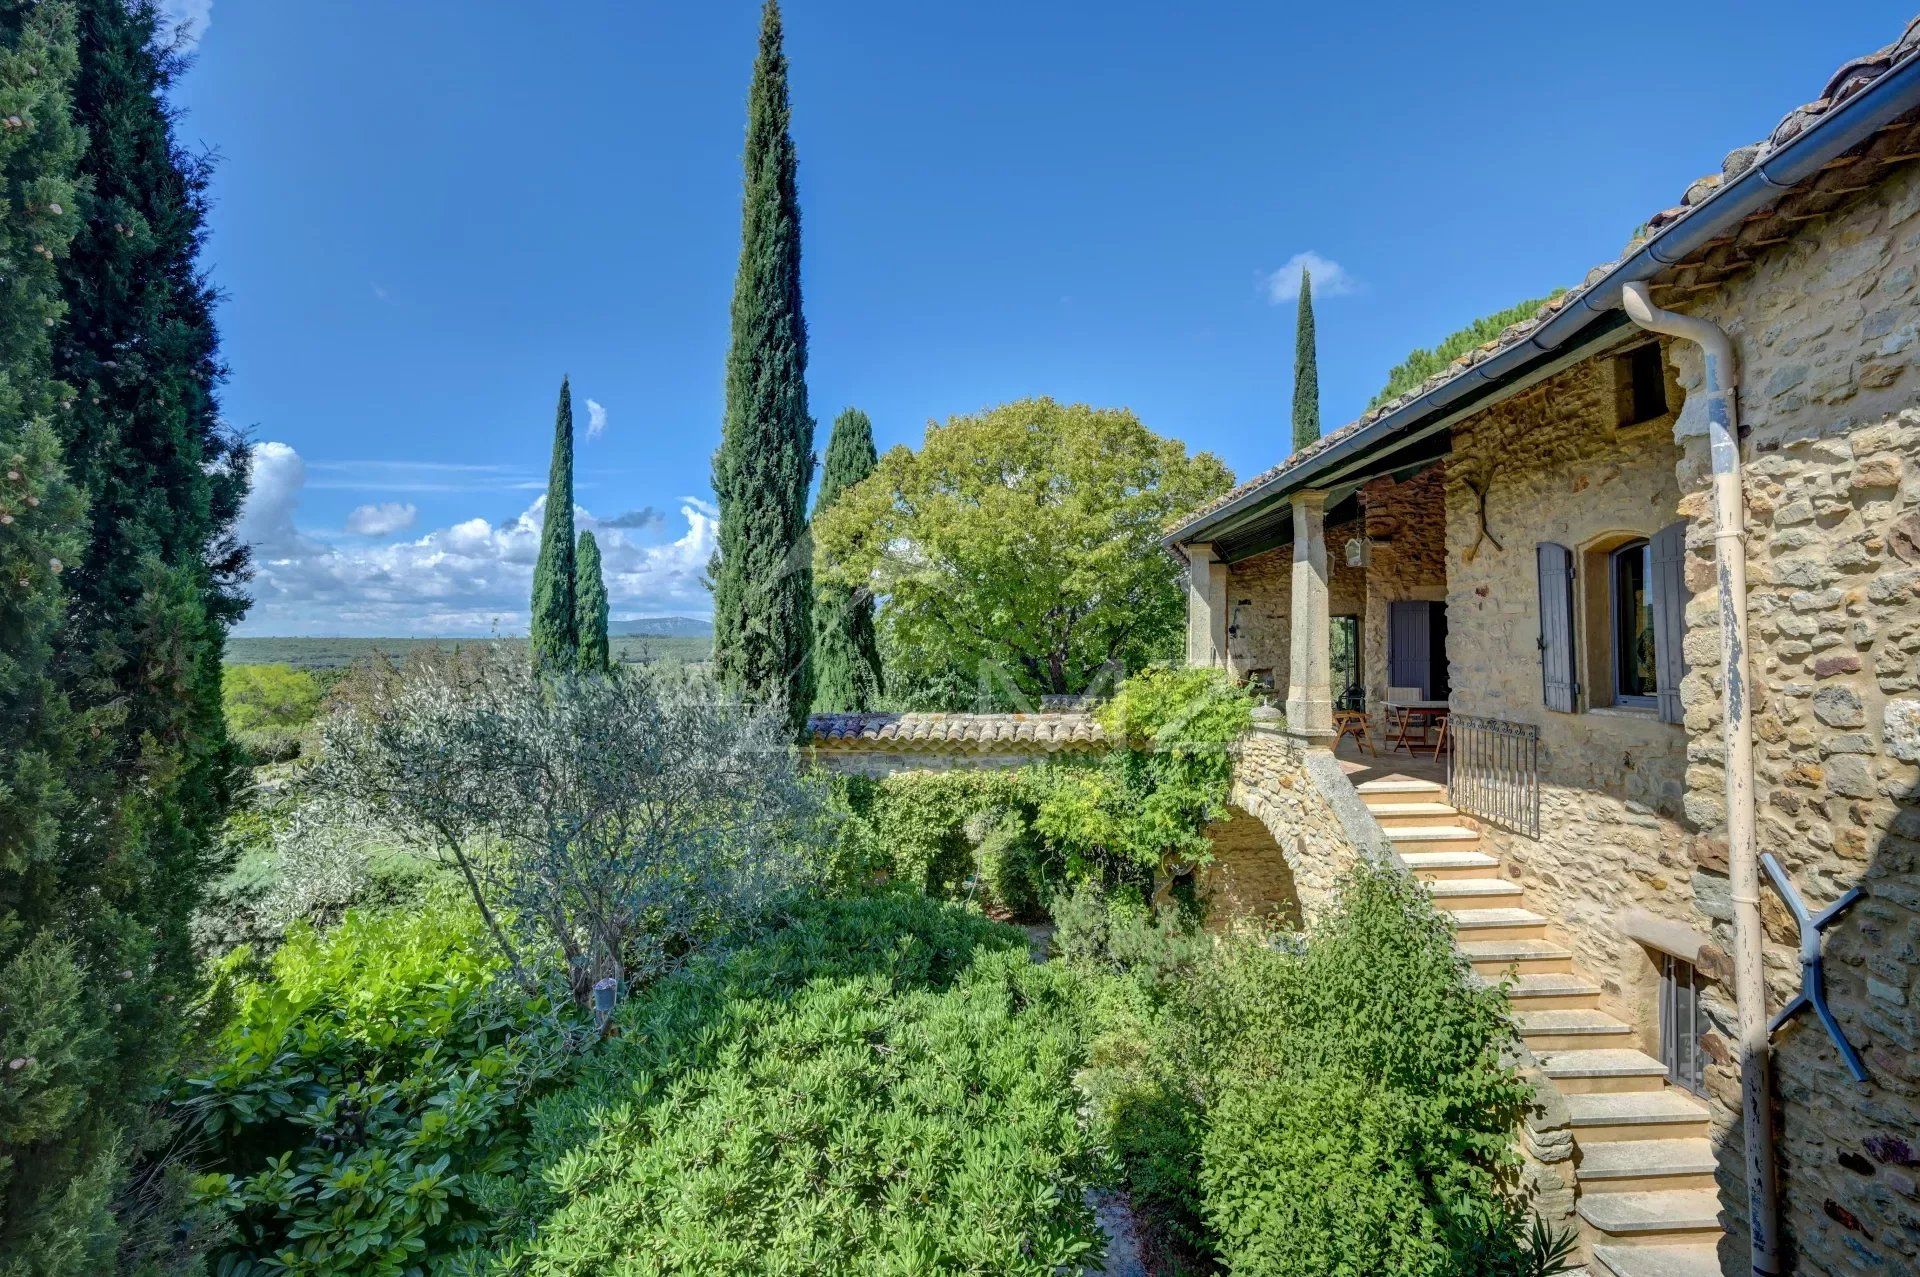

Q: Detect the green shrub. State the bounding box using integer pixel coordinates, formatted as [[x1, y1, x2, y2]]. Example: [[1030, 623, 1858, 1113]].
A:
[[1063, 864, 1558, 1277], [499, 894, 1103, 1274], [831, 668, 1254, 914], [1200, 864, 1538, 1276], [235, 725, 306, 766], [181, 905, 579, 1275], [224, 663, 326, 736]]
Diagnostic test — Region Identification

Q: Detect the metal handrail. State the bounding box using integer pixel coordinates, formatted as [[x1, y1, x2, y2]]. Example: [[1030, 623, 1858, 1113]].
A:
[[1446, 714, 1540, 838]]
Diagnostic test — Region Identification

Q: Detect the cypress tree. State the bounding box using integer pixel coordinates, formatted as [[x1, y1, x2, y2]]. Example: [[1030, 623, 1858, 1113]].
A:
[[0, 3, 119, 1267], [39, 14, 255, 1240], [711, 0, 814, 738], [1291, 267, 1320, 451], [575, 529, 610, 674], [811, 407, 882, 712], [530, 377, 577, 671]]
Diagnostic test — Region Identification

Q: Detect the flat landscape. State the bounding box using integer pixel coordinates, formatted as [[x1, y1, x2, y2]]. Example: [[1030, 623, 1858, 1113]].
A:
[[227, 634, 711, 670]]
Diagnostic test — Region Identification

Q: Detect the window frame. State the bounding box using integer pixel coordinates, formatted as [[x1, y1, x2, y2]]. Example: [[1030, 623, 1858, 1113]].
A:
[[1608, 537, 1658, 710]]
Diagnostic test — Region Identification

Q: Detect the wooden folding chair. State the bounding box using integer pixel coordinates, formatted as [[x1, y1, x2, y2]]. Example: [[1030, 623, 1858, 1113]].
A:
[[1385, 686, 1425, 753]]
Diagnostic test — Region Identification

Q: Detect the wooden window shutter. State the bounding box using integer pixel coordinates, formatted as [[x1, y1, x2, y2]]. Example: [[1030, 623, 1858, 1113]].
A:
[[1537, 542, 1578, 713], [1388, 601, 1433, 699], [1649, 519, 1689, 724]]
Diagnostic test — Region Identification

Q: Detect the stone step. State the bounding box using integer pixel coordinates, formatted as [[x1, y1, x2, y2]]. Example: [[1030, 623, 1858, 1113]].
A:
[[1383, 824, 1483, 852], [1402, 849, 1501, 882], [1458, 937, 1574, 975], [1577, 1139, 1719, 1194], [1352, 777, 1448, 805], [1450, 907, 1548, 943], [1518, 1007, 1636, 1052], [1369, 801, 1464, 827], [1540, 1048, 1668, 1094], [1567, 1090, 1711, 1143], [1500, 972, 1603, 1012], [1429, 878, 1525, 912], [1577, 1189, 1722, 1244], [1592, 1243, 1725, 1277]]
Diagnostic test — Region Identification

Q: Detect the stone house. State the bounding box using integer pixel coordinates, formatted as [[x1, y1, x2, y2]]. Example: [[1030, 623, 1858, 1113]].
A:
[[1168, 21, 1920, 1277]]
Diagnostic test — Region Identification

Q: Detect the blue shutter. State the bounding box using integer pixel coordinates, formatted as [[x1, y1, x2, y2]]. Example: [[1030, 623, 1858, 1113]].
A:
[[1389, 601, 1432, 698], [1537, 543, 1578, 713], [1650, 520, 1688, 725]]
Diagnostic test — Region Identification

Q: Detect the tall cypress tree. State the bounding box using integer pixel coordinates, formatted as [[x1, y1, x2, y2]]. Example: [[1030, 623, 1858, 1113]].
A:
[[0, 4, 119, 1267], [530, 377, 577, 671], [1292, 267, 1320, 451], [575, 530, 610, 674], [711, 0, 814, 738], [811, 407, 882, 712]]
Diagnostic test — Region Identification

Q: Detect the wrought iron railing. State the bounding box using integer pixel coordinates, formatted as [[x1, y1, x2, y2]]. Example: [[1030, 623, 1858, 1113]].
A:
[[1446, 714, 1540, 838]]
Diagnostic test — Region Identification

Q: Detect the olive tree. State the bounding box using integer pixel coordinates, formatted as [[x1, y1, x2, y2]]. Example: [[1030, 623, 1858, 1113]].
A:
[[302, 651, 828, 1002]]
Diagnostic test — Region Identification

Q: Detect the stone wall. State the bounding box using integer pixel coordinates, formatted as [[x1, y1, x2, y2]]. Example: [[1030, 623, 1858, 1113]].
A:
[[1659, 159, 1920, 1276], [1223, 516, 1366, 696], [806, 745, 1085, 778], [1219, 719, 1397, 925], [1442, 347, 1694, 1041], [1361, 463, 1448, 707]]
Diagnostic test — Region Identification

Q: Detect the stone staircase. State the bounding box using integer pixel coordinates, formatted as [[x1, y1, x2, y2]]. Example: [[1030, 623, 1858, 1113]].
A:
[[1356, 774, 1727, 1277]]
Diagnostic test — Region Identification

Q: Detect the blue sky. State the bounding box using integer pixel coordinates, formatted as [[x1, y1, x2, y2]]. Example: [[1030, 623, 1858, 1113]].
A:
[[177, 1, 1903, 635]]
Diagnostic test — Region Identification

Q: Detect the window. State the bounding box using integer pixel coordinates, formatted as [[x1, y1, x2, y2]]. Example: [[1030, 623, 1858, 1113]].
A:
[[1616, 343, 1669, 427], [1331, 614, 1361, 709], [1611, 539, 1657, 707], [1660, 955, 1706, 1096]]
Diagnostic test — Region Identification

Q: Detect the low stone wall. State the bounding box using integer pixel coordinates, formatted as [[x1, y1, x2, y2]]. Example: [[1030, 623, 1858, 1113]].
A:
[[805, 712, 1107, 777], [1220, 718, 1400, 924]]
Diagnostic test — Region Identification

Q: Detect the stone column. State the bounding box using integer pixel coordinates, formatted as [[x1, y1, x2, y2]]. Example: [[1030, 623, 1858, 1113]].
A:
[[1284, 490, 1336, 749], [1184, 542, 1228, 669]]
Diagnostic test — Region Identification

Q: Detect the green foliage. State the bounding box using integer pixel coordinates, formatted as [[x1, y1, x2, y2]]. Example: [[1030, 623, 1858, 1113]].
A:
[[183, 904, 579, 1276], [813, 397, 1233, 710], [530, 377, 578, 673], [711, 0, 814, 740], [810, 407, 882, 712], [223, 663, 324, 735], [831, 669, 1252, 913], [1063, 863, 1563, 1277], [1368, 291, 1566, 409], [572, 530, 609, 674], [1291, 268, 1319, 451], [0, 4, 112, 1268], [499, 894, 1102, 1275], [0, 2, 254, 1265]]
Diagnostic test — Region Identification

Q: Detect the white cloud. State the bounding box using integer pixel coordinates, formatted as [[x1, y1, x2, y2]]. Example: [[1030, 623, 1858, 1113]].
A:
[[586, 398, 608, 440], [1262, 251, 1358, 304], [234, 441, 311, 559], [159, 0, 213, 51], [234, 442, 715, 636], [345, 501, 418, 536]]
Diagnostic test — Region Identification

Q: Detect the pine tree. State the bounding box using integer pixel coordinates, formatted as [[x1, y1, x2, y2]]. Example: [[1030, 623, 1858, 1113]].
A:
[[811, 407, 882, 712], [1291, 267, 1320, 452], [711, 0, 814, 738], [575, 530, 610, 674], [0, 3, 120, 1267], [530, 377, 577, 671]]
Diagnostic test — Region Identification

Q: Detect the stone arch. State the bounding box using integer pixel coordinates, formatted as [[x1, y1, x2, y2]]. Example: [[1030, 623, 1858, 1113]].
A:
[[1192, 802, 1305, 931]]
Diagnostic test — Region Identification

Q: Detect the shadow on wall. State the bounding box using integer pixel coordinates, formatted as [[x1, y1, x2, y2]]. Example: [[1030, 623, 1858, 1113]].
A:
[[1192, 804, 1305, 932], [1720, 768, 1920, 1273]]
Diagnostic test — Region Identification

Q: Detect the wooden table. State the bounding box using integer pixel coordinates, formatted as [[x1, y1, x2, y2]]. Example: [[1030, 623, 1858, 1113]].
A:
[[1386, 698, 1449, 753]]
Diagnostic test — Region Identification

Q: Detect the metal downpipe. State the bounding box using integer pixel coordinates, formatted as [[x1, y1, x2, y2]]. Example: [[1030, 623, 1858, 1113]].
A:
[[1621, 280, 1779, 1274]]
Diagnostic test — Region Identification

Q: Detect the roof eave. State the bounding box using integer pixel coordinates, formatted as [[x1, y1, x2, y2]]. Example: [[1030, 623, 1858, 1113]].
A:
[[1166, 48, 1920, 549]]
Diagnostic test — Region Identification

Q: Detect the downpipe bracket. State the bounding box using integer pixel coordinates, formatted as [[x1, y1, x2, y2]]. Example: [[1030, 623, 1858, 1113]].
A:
[[1761, 852, 1868, 1083]]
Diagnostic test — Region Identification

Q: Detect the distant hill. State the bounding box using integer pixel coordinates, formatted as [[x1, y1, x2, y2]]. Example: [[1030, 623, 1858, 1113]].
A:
[[227, 634, 710, 672], [610, 616, 713, 638]]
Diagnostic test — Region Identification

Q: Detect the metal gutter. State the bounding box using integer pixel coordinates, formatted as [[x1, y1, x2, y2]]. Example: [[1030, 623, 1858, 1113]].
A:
[[1167, 48, 1920, 548]]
